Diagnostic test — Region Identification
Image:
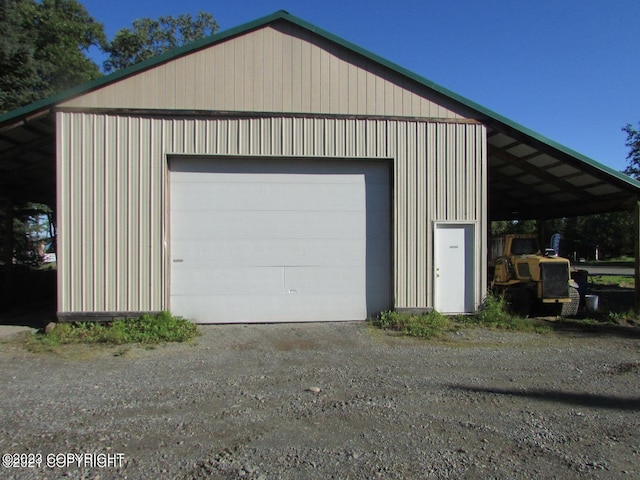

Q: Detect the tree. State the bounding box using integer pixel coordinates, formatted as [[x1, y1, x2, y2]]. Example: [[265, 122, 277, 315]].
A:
[[0, 202, 53, 267], [562, 213, 633, 261], [0, 0, 40, 111], [28, 0, 105, 92], [490, 220, 537, 236], [103, 11, 218, 72], [0, 0, 105, 113], [490, 214, 634, 261], [623, 122, 640, 180]]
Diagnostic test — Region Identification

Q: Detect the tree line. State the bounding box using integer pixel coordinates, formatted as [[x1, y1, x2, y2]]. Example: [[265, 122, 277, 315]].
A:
[[0, 0, 218, 113]]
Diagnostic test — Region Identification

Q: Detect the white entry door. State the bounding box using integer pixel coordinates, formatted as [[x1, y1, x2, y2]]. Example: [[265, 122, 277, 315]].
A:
[[434, 223, 475, 314]]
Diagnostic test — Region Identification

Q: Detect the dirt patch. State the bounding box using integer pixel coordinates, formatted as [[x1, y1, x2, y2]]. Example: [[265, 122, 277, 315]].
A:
[[611, 361, 640, 375], [1, 322, 640, 479], [0, 325, 37, 341]]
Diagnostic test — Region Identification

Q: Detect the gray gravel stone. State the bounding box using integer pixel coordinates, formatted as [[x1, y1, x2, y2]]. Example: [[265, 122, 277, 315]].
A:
[[1, 322, 639, 479]]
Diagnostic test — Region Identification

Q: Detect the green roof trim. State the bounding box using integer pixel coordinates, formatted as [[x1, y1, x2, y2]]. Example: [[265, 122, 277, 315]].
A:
[[1, 10, 638, 191]]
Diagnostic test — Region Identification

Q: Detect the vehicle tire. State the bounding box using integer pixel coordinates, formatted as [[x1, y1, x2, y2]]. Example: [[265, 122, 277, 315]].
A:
[[560, 286, 580, 317]]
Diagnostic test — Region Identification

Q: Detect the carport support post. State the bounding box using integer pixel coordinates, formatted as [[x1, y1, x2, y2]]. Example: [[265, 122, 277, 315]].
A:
[[635, 198, 640, 311], [1, 198, 14, 309]]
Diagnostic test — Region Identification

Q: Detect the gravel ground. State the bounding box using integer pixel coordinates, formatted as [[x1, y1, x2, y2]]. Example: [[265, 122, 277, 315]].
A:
[[1, 321, 639, 479]]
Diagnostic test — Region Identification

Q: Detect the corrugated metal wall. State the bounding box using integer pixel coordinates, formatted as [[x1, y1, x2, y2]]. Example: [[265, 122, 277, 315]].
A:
[[57, 112, 486, 314]]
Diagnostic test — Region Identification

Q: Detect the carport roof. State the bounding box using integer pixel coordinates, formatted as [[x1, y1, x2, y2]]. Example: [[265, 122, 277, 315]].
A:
[[1, 9, 639, 218]]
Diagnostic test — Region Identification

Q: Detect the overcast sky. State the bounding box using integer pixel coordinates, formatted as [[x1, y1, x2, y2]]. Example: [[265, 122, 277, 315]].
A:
[[79, 0, 640, 173]]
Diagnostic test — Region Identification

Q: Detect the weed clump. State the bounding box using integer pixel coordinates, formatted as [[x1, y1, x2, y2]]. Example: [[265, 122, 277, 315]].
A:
[[371, 292, 550, 338], [459, 293, 549, 333], [467, 293, 514, 327], [371, 310, 453, 338], [28, 311, 198, 349]]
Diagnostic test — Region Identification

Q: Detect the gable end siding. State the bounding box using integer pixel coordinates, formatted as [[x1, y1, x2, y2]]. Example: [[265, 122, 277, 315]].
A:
[[59, 23, 472, 120]]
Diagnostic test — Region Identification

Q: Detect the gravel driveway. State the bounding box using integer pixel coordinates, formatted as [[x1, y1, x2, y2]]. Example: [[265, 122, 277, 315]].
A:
[[1, 321, 639, 479]]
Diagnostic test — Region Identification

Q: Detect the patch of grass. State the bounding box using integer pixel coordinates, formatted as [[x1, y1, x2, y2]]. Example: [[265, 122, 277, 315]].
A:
[[469, 293, 512, 325], [460, 293, 550, 333], [26, 311, 199, 351], [590, 275, 634, 288], [36, 262, 57, 271], [370, 310, 454, 339], [609, 256, 634, 262], [583, 257, 634, 266], [371, 293, 550, 339], [605, 309, 638, 324]]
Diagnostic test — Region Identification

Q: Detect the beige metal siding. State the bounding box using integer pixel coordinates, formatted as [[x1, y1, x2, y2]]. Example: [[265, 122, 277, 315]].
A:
[[60, 23, 471, 120], [57, 113, 486, 314]]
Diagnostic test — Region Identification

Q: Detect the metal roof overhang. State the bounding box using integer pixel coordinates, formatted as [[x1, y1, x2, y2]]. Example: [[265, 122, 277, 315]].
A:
[[484, 116, 640, 221], [1, 9, 639, 220], [0, 109, 55, 206]]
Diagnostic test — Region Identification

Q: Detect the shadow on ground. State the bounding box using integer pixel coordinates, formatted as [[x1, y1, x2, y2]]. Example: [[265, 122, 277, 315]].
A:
[[527, 285, 640, 338], [540, 317, 640, 339], [449, 385, 640, 412]]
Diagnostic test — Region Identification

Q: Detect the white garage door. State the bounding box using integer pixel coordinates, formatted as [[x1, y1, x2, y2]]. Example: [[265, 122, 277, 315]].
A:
[[169, 157, 391, 323]]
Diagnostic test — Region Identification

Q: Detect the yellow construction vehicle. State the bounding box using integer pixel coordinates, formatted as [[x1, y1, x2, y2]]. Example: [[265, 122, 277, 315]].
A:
[[489, 234, 580, 316]]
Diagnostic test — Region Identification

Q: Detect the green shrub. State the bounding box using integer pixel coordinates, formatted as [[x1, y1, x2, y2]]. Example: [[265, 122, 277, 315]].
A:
[[461, 293, 549, 333], [371, 293, 550, 340], [471, 293, 514, 327], [28, 311, 199, 348], [371, 310, 452, 338]]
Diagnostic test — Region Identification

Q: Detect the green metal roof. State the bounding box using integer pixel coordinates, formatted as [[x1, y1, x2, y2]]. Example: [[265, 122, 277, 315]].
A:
[[1, 9, 639, 214]]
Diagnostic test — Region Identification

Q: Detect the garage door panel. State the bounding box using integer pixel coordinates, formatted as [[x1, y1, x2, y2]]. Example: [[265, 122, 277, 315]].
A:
[[169, 157, 390, 323], [171, 293, 366, 323], [171, 265, 364, 296], [283, 266, 364, 293], [171, 238, 364, 266], [171, 266, 285, 295], [171, 211, 364, 240], [171, 180, 365, 212]]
